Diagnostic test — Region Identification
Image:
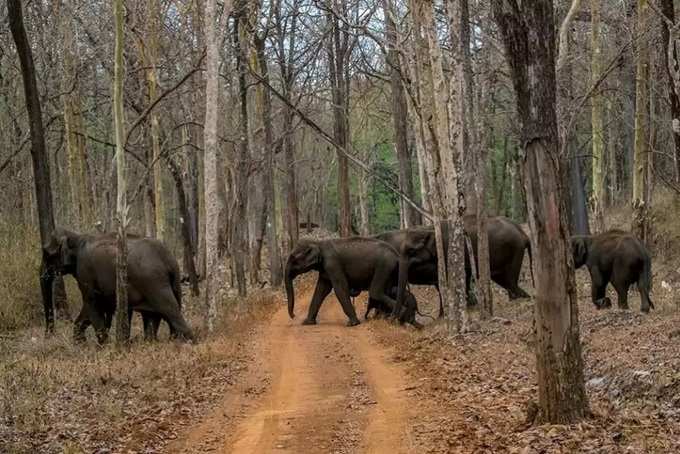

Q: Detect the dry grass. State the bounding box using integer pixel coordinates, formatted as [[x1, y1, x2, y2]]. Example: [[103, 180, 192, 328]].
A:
[[0, 287, 280, 454]]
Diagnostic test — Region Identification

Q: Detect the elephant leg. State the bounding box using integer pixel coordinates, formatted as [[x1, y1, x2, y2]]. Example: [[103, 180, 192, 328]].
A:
[[589, 268, 611, 309], [364, 298, 375, 320], [303, 278, 333, 325], [88, 306, 109, 345], [611, 279, 629, 310], [330, 273, 361, 327], [142, 312, 160, 341], [72, 306, 91, 343], [147, 288, 194, 341]]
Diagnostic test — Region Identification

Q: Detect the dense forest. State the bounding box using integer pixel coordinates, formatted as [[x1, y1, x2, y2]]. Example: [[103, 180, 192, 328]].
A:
[[3, 0, 680, 452]]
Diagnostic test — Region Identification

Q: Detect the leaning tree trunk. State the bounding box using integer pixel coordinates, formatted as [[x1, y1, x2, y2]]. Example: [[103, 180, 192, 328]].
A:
[[8, 0, 70, 333], [113, 0, 130, 345], [633, 0, 650, 242], [493, 0, 589, 424]]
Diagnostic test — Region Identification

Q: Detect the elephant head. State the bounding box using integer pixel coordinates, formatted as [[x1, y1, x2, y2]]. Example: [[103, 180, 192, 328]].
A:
[[285, 240, 322, 319], [571, 235, 591, 269], [395, 227, 440, 317], [40, 229, 80, 333]]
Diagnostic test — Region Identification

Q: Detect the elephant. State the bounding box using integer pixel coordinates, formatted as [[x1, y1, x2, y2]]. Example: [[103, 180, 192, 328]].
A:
[[40, 229, 194, 343], [382, 215, 533, 318], [364, 286, 422, 327], [571, 229, 653, 312], [285, 237, 407, 327]]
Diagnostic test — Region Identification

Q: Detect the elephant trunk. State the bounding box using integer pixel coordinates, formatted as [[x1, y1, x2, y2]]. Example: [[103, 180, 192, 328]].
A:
[[285, 259, 296, 319], [39, 259, 55, 336], [395, 256, 410, 318]]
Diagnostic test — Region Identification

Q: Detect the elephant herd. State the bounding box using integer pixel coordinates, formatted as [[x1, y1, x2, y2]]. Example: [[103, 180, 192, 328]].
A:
[[285, 215, 534, 327], [39, 217, 654, 344]]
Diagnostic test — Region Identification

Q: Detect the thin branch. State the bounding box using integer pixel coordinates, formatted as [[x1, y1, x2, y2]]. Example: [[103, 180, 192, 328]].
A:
[[124, 50, 206, 147]]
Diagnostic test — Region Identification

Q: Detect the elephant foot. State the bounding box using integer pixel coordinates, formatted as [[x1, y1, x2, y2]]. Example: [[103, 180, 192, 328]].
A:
[[640, 305, 651, 314], [594, 297, 612, 309], [346, 318, 361, 327], [302, 318, 317, 325]]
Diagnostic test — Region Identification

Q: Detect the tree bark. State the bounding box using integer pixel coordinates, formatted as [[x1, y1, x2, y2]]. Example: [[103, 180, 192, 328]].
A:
[[384, 0, 418, 228], [327, 4, 352, 237], [590, 0, 605, 232], [255, 34, 283, 287], [113, 0, 130, 345], [493, 0, 589, 424], [8, 0, 69, 332], [148, 0, 165, 241], [234, 4, 250, 296], [660, 0, 680, 183], [633, 0, 650, 242]]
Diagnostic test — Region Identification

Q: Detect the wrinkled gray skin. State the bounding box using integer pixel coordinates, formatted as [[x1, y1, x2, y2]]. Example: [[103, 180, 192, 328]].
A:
[[386, 215, 533, 319], [571, 229, 653, 312], [285, 237, 401, 327], [41, 229, 194, 343]]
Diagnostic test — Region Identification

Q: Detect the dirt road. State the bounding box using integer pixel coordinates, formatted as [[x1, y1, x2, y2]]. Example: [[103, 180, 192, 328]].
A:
[[169, 289, 420, 453]]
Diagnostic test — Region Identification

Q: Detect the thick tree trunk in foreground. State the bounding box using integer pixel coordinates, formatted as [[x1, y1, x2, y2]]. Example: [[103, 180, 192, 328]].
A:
[[8, 0, 69, 332], [113, 0, 130, 345], [493, 0, 589, 424], [633, 0, 650, 241]]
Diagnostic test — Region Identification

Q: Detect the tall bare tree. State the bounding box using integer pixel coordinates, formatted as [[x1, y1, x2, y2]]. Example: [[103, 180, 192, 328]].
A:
[[633, 0, 650, 241], [590, 0, 606, 232], [113, 0, 130, 345], [8, 0, 69, 332], [493, 0, 589, 423]]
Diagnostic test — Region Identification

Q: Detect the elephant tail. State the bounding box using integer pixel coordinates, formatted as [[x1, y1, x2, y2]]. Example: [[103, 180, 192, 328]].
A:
[[527, 242, 535, 287], [170, 268, 183, 310], [639, 256, 654, 311]]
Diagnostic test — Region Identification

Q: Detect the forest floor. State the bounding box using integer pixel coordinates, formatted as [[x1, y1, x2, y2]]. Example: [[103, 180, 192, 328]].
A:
[[4, 211, 680, 453]]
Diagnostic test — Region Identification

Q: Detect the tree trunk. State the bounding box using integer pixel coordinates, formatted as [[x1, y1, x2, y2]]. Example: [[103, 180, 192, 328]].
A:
[[203, 0, 220, 331], [358, 167, 370, 235], [590, 0, 605, 232], [493, 0, 589, 424], [234, 6, 250, 296], [113, 0, 130, 345], [327, 7, 352, 237], [633, 0, 650, 242], [557, 1, 590, 235], [8, 0, 69, 333], [148, 0, 165, 241], [167, 158, 199, 296], [660, 0, 680, 183], [61, 7, 93, 230], [409, 0, 468, 333], [384, 0, 418, 228], [255, 35, 283, 287]]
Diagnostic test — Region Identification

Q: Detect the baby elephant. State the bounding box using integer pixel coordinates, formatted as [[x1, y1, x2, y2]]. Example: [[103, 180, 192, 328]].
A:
[[571, 230, 653, 312], [362, 287, 422, 328]]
